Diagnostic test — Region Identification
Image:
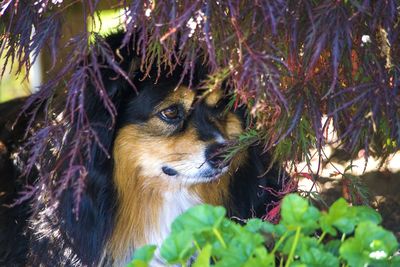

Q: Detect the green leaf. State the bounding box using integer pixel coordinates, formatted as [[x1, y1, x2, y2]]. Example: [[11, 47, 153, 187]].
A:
[[244, 218, 274, 234], [192, 244, 212, 267], [320, 198, 354, 235], [281, 236, 339, 267], [193, 219, 239, 251], [353, 205, 382, 225], [389, 255, 400, 267], [160, 231, 195, 264], [298, 247, 339, 267], [219, 219, 242, 243], [273, 224, 288, 237], [171, 205, 226, 234], [340, 221, 399, 267], [290, 262, 307, 267], [339, 236, 366, 266], [324, 240, 341, 257], [215, 229, 266, 266], [243, 247, 275, 267], [281, 194, 320, 234], [280, 235, 316, 255], [280, 235, 300, 255], [320, 198, 383, 237], [127, 245, 157, 267]]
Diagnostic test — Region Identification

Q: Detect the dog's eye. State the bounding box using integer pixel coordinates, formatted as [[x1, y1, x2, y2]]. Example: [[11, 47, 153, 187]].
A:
[[159, 106, 182, 123]]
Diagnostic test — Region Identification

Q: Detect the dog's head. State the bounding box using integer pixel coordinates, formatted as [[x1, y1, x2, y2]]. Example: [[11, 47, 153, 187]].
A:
[[114, 85, 245, 186]]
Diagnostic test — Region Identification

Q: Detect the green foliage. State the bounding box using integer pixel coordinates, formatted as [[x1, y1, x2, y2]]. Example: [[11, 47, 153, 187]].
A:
[[280, 194, 320, 235], [129, 194, 399, 267], [127, 245, 156, 267], [319, 198, 381, 236], [340, 222, 399, 267]]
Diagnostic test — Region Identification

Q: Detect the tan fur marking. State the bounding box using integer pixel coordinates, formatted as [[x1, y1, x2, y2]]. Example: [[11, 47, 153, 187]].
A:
[[204, 89, 223, 106], [0, 141, 7, 154], [109, 124, 213, 259], [155, 86, 195, 113], [109, 127, 166, 258], [225, 113, 243, 138]]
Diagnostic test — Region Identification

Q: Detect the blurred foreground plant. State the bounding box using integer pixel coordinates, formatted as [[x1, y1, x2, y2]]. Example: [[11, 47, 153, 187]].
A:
[[129, 194, 399, 267]]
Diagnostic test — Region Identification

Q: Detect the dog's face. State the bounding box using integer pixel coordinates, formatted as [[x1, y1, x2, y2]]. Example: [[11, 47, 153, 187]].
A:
[[113, 84, 246, 187]]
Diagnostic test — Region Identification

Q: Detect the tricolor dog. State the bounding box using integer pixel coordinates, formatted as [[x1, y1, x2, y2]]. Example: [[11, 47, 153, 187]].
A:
[[0, 32, 281, 266]]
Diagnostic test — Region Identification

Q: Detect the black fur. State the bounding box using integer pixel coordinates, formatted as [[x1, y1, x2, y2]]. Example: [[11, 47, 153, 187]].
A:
[[0, 32, 282, 266]]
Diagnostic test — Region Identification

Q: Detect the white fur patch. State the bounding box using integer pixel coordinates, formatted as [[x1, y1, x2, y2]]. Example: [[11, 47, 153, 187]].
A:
[[147, 189, 202, 266], [117, 189, 202, 267], [149, 189, 202, 246]]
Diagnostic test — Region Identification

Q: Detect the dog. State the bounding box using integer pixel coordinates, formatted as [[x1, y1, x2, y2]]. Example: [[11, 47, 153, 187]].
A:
[[0, 32, 283, 266]]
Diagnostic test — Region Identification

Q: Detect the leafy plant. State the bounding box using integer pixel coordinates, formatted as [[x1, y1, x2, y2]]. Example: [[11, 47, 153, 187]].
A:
[[129, 194, 399, 267]]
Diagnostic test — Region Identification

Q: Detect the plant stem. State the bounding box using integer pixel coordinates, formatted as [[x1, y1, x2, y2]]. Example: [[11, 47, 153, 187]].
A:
[[317, 231, 327, 244], [213, 228, 227, 248], [272, 231, 289, 254], [279, 257, 284, 267], [341, 233, 346, 242], [194, 240, 217, 263], [285, 227, 301, 267], [193, 240, 201, 251]]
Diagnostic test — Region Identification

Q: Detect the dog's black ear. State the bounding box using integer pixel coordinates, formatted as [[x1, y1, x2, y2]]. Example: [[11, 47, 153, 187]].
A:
[[0, 98, 42, 265], [229, 144, 283, 220], [66, 32, 141, 264], [0, 137, 31, 266], [29, 32, 141, 266]]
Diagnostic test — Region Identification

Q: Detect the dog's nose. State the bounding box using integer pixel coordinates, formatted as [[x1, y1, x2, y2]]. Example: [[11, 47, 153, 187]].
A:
[[205, 143, 229, 169]]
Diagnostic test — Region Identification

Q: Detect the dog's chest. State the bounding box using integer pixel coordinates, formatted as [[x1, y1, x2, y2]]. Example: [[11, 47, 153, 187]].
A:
[[114, 190, 202, 266], [146, 189, 202, 247]]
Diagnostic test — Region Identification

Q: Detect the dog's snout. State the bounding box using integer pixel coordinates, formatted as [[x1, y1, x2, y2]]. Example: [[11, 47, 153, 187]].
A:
[[205, 143, 229, 169]]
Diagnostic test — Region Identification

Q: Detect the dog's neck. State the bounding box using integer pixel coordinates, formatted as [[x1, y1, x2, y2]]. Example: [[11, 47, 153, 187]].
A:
[[147, 189, 201, 246], [108, 173, 230, 266]]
